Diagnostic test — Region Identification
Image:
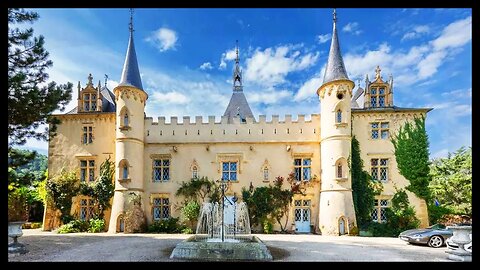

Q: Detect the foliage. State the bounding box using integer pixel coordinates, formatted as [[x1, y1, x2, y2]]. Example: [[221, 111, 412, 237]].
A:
[[88, 218, 106, 233], [79, 157, 115, 218], [57, 219, 89, 234], [181, 227, 194, 234], [147, 218, 186, 233], [391, 117, 431, 201], [366, 189, 420, 237], [428, 204, 454, 225], [23, 222, 43, 229], [180, 200, 200, 230], [242, 174, 298, 232], [124, 192, 147, 233], [262, 219, 274, 234], [175, 176, 219, 203], [46, 169, 80, 224], [351, 136, 382, 227], [8, 188, 28, 222], [8, 8, 72, 147], [429, 147, 471, 216], [8, 149, 48, 222]]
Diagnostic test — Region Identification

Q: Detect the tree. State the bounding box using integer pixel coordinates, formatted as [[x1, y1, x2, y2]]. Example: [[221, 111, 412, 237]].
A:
[[181, 201, 201, 230], [8, 8, 72, 147], [384, 189, 420, 236], [351, 136, 381, 228], [391, 117, 431, 201], [175, 176, 220, 204], [429, 147, 472, 216], [270, 176, 294, 232], [45, 169, 80, 224]]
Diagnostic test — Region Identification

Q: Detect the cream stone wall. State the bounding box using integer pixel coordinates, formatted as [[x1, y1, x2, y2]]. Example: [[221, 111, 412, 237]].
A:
[[352, 109, 430, 228], [43, 113, 116, 230], [141, 114, 321, 232]]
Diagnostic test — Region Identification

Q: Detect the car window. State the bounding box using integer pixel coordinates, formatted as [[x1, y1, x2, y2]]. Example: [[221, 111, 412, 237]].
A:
[[428, 224, 446, 230]]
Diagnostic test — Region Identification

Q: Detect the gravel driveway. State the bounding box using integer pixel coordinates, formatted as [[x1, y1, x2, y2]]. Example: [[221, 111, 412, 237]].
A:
[[9, 229, 450, 262]]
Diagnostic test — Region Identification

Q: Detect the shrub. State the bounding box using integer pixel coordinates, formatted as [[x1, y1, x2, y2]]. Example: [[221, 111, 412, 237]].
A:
[[262, 220, 274, 234], [181, 200, 200, 229], [147, 217, 185, 233], [88, 218, 105, 233], [181, 227, 194, 234], [57, 219, 89, 233]]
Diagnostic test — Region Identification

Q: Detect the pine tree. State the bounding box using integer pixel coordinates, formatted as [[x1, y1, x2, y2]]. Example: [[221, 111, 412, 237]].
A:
[[8, 8, 72, 147]]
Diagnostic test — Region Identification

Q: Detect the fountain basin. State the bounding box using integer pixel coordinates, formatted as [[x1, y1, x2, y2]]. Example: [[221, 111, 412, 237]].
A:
[[170, 235, 273, 261]]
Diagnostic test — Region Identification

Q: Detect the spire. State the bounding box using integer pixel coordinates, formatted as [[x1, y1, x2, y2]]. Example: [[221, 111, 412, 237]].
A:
[[322, 9, 350, 85], [119, 8, 144, 90], [233, 40, 243, 92], [77, 81, 81, 99]]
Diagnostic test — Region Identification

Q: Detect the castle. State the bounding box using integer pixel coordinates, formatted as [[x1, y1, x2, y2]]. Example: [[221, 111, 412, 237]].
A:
[[43, 10, 431, 235]]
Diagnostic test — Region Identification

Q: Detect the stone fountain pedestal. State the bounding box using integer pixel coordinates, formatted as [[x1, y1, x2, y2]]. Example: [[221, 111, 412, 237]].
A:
[[170, 235, 273, 261], [446, 225, 471, 262]]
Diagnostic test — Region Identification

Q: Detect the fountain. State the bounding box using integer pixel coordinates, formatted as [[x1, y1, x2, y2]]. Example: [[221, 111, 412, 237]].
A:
[[170, 181, 273, 261]]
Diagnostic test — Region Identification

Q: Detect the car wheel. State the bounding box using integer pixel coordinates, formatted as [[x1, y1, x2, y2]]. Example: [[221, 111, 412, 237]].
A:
[[428, 235, 444, 248]]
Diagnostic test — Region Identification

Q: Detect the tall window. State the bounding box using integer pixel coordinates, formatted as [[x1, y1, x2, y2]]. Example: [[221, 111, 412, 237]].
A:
[[80, 160, 95, 182], [192, 166, 198, 179], [263, 167, 269, 181], [371, 122, 389, 139], [294, 158, 311, 181], [153, 159, 170, 182], [370, 87, 386, 108], [372, 199, 389, 223], [153, 197, 170, 221], [371, 158, 389, 183], [122, 165, 129, 179], [337, 164, 343, 178], [79, 198, 94, 221], [336, 110, 342, 123], [222, 162, 237, 181], [82, 126, 93, 144], [83, 93, 97, 112], [124, 112, 129, 126]]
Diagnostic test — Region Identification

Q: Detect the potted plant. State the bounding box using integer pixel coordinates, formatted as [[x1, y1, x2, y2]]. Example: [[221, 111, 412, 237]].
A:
[[8, 189, 28, 254]]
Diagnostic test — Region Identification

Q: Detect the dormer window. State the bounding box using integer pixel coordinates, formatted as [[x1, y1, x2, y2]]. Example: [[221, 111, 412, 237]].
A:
[[370, 87, 386, 108], [83, 93, 97, 112]]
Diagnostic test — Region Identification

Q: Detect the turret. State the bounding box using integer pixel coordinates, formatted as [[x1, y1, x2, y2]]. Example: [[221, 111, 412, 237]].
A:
[[108, 9, 148, 233], [317, 9, 357, 235]]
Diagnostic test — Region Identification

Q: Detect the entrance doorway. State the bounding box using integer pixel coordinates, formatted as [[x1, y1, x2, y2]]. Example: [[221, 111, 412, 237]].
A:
[[339, 217, 347, 235], [294, 199, 311, 233]]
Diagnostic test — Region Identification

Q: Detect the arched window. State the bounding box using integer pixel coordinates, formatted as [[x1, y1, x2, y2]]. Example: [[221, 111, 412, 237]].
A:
[[337, 164, 343, 178], [192, 166, 198, 179], [123, 164, 129, 179], [124, 112, 129, 126], [336, 109, 342, 123]]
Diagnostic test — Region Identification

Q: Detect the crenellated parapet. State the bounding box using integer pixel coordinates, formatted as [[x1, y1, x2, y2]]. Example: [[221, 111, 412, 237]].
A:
[[144, 114, 321, 144]]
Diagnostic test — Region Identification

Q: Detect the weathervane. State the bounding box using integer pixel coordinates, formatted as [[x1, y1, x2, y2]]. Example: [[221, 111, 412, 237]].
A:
[[129, 8, 134, 33], [104, 74, 108, 87], [333, 8, 337, 23]]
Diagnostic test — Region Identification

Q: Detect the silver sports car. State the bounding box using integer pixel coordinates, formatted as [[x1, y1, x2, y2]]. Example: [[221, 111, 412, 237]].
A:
[[399, 224, 453, 248]]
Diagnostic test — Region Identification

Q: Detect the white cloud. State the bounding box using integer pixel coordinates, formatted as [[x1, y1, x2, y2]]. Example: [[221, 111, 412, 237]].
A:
[[146, 27, 178, 52], [441, 88, 472, 99], [431, 16, 471, 51], [401, 25, 430, 41], [317, 34, 331, 44], [294, 67, 325, 102], [151, 91, 190, 104], [249, 89, 293, 105], [244, 44, 319, 88], [342, 16, 472, 87], [219, 48, 237, 70], [200, 62, 213, 70], [342, 22, 362, 35]]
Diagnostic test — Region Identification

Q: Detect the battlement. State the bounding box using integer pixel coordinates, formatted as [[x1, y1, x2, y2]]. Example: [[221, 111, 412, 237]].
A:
[[144, 114, 320, 144]]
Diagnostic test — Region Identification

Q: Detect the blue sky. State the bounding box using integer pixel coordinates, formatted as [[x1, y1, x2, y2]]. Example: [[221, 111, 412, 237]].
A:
[[20, 8, 471, 159]]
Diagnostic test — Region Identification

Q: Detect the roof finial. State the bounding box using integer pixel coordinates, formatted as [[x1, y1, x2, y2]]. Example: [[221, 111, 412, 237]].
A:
[[235, 40, 239, 64], [375, 65, 382, 81], [87, 73, 93, 86], [104, 74, 108, 87], [333, 8, 337, 24], [129, 8, 134, 33]]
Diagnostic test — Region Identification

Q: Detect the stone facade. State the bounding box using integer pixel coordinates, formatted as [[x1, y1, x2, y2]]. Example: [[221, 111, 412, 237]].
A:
[[43, 11, 431, 235]]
